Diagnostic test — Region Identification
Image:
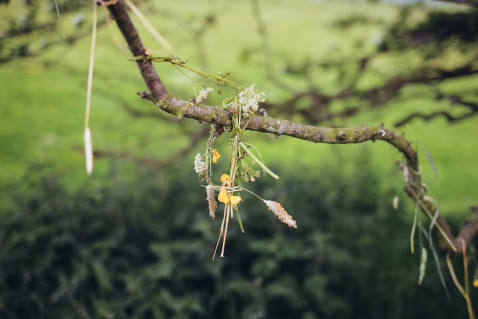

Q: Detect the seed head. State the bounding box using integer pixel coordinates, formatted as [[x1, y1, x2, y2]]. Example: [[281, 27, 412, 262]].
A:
[[206, 185, 217, 219], [263, 200, 297, 228]]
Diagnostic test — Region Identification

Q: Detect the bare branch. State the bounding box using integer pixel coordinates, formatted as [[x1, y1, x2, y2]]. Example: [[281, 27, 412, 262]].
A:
[[395, 93, 478, 127], [395, 110, 478, 127]]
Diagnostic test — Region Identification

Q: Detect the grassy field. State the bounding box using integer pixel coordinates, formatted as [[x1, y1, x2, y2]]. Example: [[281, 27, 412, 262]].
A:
[[1, 0, 477, 217]]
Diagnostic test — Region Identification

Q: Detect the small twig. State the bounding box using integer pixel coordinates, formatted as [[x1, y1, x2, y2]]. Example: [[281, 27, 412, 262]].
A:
[[239, 142, 278, 179]]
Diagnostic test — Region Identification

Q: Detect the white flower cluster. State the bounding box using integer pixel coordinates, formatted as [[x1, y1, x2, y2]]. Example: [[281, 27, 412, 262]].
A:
[[196, 87, 214, 103], [194, 153, 207, 174], [238, 84, 266, 116]]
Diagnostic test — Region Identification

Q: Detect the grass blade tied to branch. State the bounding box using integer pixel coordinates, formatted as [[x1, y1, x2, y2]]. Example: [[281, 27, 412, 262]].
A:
[[84, 0, 98, 175]]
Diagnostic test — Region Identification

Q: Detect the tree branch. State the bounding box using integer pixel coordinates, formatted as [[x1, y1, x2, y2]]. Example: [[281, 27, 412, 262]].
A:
[[395, 93, 478, 127], [395, 110, 478, 127], [106, 0, 476, 254], [108, 1, 168, 100], [138, 89, 418, 167]]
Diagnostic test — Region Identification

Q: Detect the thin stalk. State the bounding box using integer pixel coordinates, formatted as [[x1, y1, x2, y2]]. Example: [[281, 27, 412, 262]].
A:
[[446, 252, 476, 319], [410, 201, 418, 253], [53, 0, 65, 39], [213, 205, 227, 260], [239, 142, 279, 179], [407, 187, 456, 251], [236, 208, 245, 233], [221, 204, 231, 257], [84, 2, 98, 176], [101, 3, 125, 52], [132, 56, 243, 89], [176, 63, 241, 89], [125, 0, 172, 51]]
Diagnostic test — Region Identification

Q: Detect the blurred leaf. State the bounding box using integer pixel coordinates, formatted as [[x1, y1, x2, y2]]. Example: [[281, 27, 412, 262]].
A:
[[0, 160, 473, 318], [264, 275, 298, 303], [304, 275, 328, 303]]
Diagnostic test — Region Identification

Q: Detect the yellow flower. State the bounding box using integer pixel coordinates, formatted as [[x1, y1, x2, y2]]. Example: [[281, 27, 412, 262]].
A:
[[474, 279, 478, 288], [212, 149, 221, 163], [218, 190, 241, 204], [218, 189, 229, 204], [217, 173, 241, 204], [229, 194, 241, 205]]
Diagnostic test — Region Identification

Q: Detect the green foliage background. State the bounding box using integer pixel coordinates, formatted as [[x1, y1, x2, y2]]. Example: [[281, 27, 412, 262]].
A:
[[1, 0, 478, 318], [1, 159, 476, 319]]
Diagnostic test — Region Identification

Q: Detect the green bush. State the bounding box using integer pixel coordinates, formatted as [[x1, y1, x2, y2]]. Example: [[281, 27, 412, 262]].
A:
[[0, 160, 475, 319]]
